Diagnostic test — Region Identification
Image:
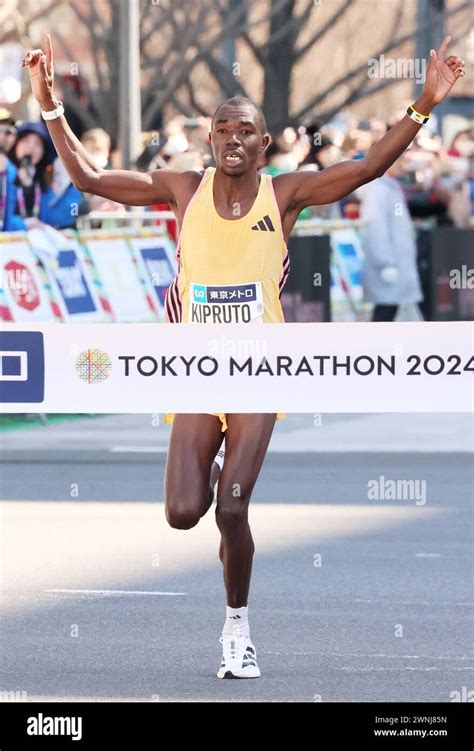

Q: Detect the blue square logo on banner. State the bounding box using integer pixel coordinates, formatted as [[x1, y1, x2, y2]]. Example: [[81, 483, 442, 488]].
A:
[[0, 332, 45, 403], [140, 246, 175, 306], [55, 249, 97, 315]]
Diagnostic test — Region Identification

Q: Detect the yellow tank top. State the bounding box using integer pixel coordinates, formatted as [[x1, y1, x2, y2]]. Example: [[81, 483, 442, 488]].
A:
[[163, 167, 289, 430], [164, 167, 290, 323]]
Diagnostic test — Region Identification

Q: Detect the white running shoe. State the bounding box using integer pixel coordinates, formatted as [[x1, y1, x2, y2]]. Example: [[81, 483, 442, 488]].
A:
[[217, 628, 261, 679]]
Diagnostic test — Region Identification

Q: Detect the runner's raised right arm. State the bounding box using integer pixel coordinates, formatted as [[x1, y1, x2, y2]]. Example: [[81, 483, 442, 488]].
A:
[[22, 34, 183, 206]]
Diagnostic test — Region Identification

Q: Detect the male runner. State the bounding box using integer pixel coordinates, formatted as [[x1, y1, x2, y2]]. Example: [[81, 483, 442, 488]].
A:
[[23, 34, 464, 678]]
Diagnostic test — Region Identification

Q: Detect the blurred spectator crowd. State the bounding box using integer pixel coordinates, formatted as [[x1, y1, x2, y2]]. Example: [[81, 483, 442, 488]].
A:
[[1, 103, 473, 234]]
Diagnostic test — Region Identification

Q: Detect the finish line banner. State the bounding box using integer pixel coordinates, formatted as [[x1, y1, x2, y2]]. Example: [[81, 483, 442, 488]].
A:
[[0, 322, 472, 413]]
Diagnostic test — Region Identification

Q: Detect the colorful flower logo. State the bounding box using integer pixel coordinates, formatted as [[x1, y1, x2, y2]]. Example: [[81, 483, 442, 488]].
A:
[[76, 348, 112, 384]]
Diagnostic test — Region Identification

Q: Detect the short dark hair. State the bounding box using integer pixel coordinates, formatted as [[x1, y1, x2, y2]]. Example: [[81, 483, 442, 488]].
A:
[[212, 96, 267, 134]]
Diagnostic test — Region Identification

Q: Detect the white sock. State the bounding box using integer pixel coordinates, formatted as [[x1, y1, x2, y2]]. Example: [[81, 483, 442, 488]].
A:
[[223, 605, 249, 637], [213, 445, 226, 471]]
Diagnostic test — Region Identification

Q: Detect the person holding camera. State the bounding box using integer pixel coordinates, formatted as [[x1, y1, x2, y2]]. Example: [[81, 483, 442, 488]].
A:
[[0, 109, 24, 232], [8, 121, 85, 230]]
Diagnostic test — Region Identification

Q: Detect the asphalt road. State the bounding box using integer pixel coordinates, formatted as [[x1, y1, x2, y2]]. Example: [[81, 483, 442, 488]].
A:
[[0, 413, 472, 702]]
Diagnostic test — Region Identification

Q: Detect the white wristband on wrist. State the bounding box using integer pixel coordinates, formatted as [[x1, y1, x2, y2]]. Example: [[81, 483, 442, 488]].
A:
[[41, 101, 64, 121]]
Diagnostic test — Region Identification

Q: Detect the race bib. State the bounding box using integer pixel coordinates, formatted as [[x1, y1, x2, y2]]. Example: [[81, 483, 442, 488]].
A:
[[189, 282, 264, 323]]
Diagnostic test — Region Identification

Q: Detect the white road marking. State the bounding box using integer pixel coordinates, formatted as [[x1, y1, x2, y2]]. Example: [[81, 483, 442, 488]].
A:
[[44, 589, 187, 596], [415, 553, 442, 557], [335, 666, 474, 672], [110, 446, 166, 453], [263, 652, 474, 660]]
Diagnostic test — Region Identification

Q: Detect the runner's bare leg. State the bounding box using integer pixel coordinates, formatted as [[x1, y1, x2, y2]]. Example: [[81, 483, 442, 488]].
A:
[[164, 414, 225, 528], [215, 413, 277, 607]]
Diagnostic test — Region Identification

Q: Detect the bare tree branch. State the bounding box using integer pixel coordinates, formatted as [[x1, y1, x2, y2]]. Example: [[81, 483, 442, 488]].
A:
[[43, 25, 100, 129], [295, 0, 352, 60], [0, 0, 66, 45], [202, 52, 248, 98], [184, 80, 210, 117], [169, 90, 192, 117], [319, 76, 402, 126], [264, 0, 312, 48], [303, 28, 468, 128], [68, 1, 107, 97], [240, 30, 266, 66], [140, 0, 180, 46], [142, 0, 259, 126], [294, 0, 471, 122]]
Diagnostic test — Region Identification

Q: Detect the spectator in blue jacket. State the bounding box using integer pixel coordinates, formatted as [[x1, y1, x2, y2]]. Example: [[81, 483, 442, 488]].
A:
[[41, 156, 85, 228], [0, 111, 25, 231], [8, 121, 86, 230]]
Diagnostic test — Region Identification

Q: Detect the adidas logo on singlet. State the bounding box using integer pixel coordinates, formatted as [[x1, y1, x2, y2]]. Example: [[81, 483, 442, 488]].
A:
[[251, 214, 275, 232]]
